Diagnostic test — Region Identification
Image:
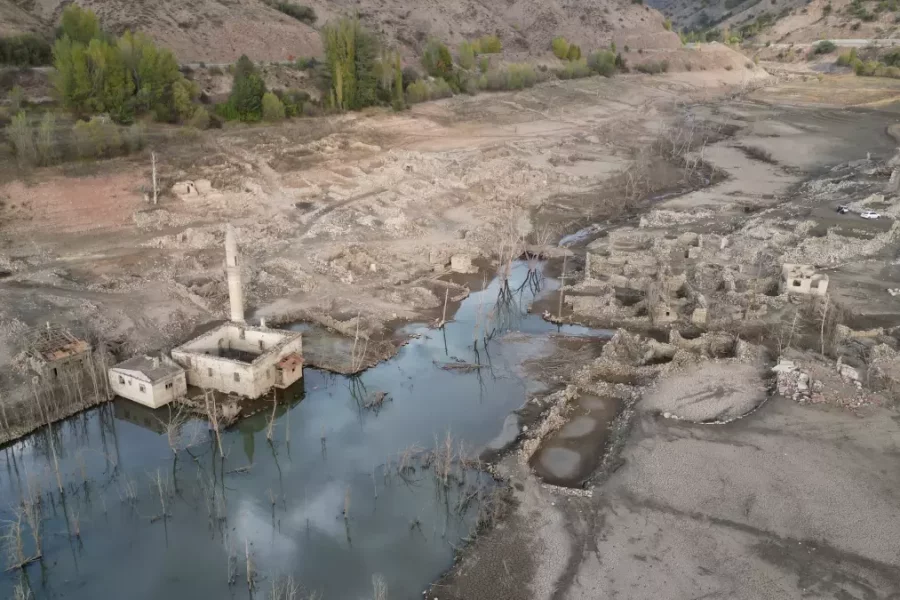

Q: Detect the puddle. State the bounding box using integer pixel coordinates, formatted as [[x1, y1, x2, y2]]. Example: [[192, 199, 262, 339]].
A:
[[0, 261, 610, 600], [530, 394, 622, 488]]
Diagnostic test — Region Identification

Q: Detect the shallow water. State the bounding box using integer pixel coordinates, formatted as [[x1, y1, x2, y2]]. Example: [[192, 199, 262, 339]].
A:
[[0, 262, 609, 600]]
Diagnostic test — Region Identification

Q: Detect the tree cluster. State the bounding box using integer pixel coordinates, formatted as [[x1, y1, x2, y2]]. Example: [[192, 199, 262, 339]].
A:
[[0, 34, 52, 66], [51, 5, 198, 123]]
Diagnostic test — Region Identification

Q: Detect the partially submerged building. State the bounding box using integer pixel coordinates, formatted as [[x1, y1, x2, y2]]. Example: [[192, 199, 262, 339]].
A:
[[170, 224, 303, 399], [780, 264, 829, 296], [109, 355, 187, 409]]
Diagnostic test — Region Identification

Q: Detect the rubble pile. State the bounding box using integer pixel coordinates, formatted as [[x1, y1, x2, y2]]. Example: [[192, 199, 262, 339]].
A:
[[773, 358, 825, 403]]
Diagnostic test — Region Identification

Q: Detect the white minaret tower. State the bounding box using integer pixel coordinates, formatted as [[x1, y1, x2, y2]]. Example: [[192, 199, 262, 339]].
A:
[[225, 224, 245, 323]]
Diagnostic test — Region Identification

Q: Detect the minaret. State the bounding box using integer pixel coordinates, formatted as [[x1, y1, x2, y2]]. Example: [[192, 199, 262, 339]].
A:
[[225, 224, 245, 323]]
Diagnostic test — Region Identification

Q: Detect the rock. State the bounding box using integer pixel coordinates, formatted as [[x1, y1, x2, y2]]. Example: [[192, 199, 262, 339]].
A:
[[195, 179, 212, 194], [450, 254, 477, 274], [772, 359, 797, 374], [838, 364, 860, 382]]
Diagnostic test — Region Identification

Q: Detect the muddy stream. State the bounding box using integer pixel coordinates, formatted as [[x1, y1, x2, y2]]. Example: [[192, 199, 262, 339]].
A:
[[0, 262, 610, 600]]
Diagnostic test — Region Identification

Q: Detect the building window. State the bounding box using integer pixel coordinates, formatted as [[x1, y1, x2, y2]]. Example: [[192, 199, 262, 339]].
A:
[[208, 367, 213, 377], [259, 340, 265, 351], [793, 280, 801, 287], [118, 375, 125, 384], [234, 373, 240, 382], [139, 384, 146, 393], [165, 382, 173, 390]]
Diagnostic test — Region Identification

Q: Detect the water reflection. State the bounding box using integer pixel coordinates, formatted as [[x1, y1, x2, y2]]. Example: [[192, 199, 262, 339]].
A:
[[0, 261, 610, 600]]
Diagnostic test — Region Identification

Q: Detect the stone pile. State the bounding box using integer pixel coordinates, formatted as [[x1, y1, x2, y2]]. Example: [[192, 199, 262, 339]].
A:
[[772, 358, 824, 403]]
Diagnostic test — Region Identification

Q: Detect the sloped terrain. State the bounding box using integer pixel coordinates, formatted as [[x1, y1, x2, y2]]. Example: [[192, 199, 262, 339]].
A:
[[651, 0, 900, 43], [1, 0, 680, 63]]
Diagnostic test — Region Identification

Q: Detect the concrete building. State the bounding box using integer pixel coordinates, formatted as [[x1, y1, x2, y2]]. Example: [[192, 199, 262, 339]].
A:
[[780, 264, 829, 296], [109, 355, 187, 409], [169, 224, 303, 399], [171, 323, 303, 397]]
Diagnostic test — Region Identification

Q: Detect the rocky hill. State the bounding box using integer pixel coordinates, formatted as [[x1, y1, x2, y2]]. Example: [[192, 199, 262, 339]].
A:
[[1, 0, 680, 63], [650, 0, 900, 43]]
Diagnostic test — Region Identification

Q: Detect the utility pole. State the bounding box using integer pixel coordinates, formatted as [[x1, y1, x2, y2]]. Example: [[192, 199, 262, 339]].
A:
[[151, 151, 158, 205]]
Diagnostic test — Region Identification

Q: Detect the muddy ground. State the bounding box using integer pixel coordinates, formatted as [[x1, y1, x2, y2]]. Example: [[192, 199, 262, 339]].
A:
[[3, 60, 900, 599], [428, 73, 900, 600]]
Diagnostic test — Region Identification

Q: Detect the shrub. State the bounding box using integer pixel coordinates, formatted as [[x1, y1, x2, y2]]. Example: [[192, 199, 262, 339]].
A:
[[401, 66, 421, 89], [551, 36, 570, 59], [0, 34, 52, 66], [72, 117, 120, 159], [479, 56, 490, 73], [482, 63, 537, 91], [124, 123, 145, 152], [273, 2, 317, 25], [478, 35, 502, 54], [208, 65, 224, 75], [36, 112, 58, 165], [823, 2, 833, 15], [635, 60, 669, 74], [566, 44, 582, 61], [295, 56, 318, 70], [557, 58, 592, 79], [812, 40, 837, 55], [405, 78, 454, 103], [280, 89, 311, 116], [663, 18, 672, 30], [7, 111, 36, 166], [458, 41, 476, 70], [8, 86, 24, 113], [189, 106, 211, 129], [262, 91, 286, 121], [882, 47, 900, 66], [422, 39, 454, 79], [588, 50, 617, 76], [835, 49, 857, 67]]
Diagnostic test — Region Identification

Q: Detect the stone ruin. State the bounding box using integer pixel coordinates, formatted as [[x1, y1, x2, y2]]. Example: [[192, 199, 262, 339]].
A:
[[779, 263, 829, 296], [172, 179, 214, 200]]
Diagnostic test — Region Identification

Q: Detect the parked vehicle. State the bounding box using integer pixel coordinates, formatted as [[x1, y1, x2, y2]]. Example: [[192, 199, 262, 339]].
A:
[[837, 205, 850, 214], [861, 210, 881, 219]]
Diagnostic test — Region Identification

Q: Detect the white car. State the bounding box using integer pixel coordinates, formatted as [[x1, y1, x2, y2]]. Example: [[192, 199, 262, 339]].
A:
[[861, 210, 881, 219]]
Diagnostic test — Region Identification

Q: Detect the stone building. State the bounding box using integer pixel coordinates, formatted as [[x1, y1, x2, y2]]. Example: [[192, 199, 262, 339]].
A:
[[25, 324, 92, 378], [169, 224, 304, 399]]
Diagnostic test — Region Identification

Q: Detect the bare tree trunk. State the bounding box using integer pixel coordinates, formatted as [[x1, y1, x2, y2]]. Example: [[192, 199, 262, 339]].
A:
[[820, 294, 830, 357], [558, 253, 568, 321], [151, 151, 158, 205], [32, 381, 63, 494]]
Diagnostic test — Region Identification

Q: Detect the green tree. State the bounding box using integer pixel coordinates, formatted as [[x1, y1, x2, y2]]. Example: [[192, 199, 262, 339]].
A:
[[59, 4, 101, 45], [262, 91, 286, 120], [228, 54, 266, 120], [458, 41, 475, 69], [422, 39, 453, 79], [392, 52, 405, 110], [321, 17, 379, 111], [552, 37, 569, 59]]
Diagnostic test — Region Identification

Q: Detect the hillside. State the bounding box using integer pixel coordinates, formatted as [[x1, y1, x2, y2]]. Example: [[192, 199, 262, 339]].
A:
[[0, 0, 680, 63], [649, 0, 900, 43]]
